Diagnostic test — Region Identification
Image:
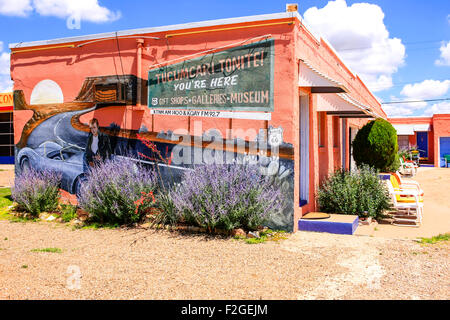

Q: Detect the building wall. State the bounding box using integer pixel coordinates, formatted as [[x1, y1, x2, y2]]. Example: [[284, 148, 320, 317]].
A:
[[388, 115, 450, 167], [290, 22, 383, 227], [432, 114, 450, 167], [11, 14, 382, 231]]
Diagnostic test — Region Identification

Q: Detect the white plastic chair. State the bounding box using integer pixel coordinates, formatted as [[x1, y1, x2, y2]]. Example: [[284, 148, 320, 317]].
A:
[[399, 158, 416, 176], [384, 180, 423, 226]]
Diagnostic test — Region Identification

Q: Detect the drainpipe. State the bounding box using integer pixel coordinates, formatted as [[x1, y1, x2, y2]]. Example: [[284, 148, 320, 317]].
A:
[[136, 38, 144, 108]]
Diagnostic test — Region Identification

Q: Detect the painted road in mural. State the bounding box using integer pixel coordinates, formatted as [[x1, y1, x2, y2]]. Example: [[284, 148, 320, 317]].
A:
[[26, 109, 94, 149], [17, 109, 94, 194]]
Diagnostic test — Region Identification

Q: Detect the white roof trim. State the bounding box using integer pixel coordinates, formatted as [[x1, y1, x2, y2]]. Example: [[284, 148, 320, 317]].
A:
[[392, 123, 430, 134], [316, 93, 368, 113], [393, 124, 415, 135], [340, 93, 385, 119], [413, 124, 430, 132], [299, 60, 347, 91], [10, 12, 298, 49]]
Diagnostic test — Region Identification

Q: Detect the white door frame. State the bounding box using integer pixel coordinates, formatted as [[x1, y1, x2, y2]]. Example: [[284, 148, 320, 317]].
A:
[[299, 92, 309, 205]]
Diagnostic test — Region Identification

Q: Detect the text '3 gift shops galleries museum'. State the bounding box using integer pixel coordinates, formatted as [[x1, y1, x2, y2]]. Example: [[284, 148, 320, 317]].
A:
[[10, 6, 386, 232]]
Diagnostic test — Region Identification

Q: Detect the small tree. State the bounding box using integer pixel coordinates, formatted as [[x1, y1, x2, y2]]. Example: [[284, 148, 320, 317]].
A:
[[352, 118, 399, 172]]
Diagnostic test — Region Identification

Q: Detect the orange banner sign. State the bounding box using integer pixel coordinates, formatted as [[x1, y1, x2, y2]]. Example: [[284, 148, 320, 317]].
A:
[[0, 92, 13, 112]]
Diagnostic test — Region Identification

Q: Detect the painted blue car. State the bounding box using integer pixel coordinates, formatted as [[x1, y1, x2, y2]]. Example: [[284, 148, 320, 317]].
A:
[[17, 141, 86, 195]]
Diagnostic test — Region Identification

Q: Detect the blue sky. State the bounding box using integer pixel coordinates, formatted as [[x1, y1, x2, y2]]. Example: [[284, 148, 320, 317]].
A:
[[0, 0, 448, 117]]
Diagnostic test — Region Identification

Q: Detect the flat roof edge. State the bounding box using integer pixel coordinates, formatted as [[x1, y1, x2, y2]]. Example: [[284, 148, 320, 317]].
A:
[[9, 11, 298, 49]]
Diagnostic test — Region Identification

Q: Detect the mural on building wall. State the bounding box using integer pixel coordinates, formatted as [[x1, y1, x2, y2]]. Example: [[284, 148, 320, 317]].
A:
[[14, 39, 295, 230]]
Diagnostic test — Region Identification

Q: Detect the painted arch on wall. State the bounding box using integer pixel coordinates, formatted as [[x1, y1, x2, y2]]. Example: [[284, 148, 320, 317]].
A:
[[30, 79, 64, 105]]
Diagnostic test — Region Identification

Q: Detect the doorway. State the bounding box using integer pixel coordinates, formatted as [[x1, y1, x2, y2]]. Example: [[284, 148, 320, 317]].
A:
[[416, 131, 428, 159], [349, 126, 358, 171], [299, 94, 309, 206]]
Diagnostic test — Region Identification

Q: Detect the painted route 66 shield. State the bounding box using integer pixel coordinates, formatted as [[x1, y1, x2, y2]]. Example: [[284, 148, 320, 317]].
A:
[[268, 127, 283, 147]]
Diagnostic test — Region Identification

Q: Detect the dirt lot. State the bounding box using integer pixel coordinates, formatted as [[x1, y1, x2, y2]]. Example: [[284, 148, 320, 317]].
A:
[[0, 220, 448, 300], [0, 165, 14, 188], [0, 166, 448, 300]]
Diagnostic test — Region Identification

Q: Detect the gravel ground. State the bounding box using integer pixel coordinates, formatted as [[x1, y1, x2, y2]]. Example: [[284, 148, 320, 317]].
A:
[[0, 165, 14, 187], [0, 221, 448, 300]]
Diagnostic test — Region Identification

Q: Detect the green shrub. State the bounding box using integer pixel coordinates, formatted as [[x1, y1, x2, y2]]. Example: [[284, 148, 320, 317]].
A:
[[60, 204, 77, 222], [317, 165, 392, 219], [386, 153, 400, 173], [352, 119, 399, 172]]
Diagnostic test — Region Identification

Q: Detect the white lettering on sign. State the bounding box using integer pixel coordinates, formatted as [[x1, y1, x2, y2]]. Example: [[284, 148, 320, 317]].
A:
[[150, 109, 271, 121]]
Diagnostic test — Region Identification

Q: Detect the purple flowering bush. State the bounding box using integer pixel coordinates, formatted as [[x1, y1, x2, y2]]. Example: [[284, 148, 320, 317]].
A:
[[11, 168, 61, 217], [171, 163, 284, 231], [78, 156, 158, 225]]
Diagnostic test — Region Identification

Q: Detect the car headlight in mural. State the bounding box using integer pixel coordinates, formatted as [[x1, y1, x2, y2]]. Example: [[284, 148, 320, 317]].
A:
[[17, 141, 86, 195]]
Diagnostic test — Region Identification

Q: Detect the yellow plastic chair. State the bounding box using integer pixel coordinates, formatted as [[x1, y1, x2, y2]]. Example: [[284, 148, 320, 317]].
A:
[[389, 175, 423, 203], [393, 172, 424, 195]]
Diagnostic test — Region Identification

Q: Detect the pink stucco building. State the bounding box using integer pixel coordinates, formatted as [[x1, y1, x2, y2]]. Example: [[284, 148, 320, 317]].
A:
[[10, 9, 386, 231], [390, 114, 450, 168]]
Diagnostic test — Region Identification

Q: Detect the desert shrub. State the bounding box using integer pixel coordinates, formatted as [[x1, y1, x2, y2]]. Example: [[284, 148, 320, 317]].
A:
[[60, 204, 78, 222], [171, 163, 284, 231], [150, 191, 179, 227], [77, 156, 158, 225], [11, 168, 61, 217], [352, 119, 399, 172], [317, 165, 392, 219]]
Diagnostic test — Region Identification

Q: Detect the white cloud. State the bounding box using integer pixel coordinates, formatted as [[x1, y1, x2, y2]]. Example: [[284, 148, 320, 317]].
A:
[[0, 41, 12, 92], [0, 0, 32, 17], [382, 94, 427, 117], [435, 41, 450, 66], [382, 105, 414, 117], [0, 0, 120, 22], [383, 79, 450, 117], [0, 75, 12, 93], [303, 0, 405, 92], [423, 101, 450, 116], [400, 79, 450, 100], [33, 0, 121, 23], [0, 52, 10, 75]]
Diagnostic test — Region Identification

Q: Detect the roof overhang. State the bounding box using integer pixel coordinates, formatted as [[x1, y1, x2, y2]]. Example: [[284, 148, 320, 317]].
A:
[[412, 124, 430, 132], [299, 60, 347, 93], [316, 93, 374, 118], [10, 12, 300, 50], [393, 125, 415, 135], [392, 124, 430, 135]]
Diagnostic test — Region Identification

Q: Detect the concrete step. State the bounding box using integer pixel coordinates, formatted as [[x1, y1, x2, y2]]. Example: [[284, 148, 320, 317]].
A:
[[298, 213, 359, 235], [393, 214, 419, 221], [392, 220, 420, 227]]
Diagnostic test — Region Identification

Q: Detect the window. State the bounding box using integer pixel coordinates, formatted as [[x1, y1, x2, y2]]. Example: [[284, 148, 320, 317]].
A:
[[94, 83, 126, 103], [0, 112, 13, 158], [333, 116, 339, 147], [398, 135, 410, 151], [318, 112, 326, 147]]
